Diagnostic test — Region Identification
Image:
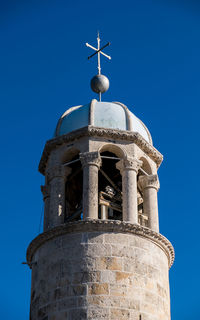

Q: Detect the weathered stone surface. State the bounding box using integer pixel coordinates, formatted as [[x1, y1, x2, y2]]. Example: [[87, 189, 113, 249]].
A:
[[28, 223, 173, 320], [96, 257, 122, 271], [88, 283, 109, 295], [28, 91, 175, 320], [38, 126, 163, 175], [110, 308, 130, 319]]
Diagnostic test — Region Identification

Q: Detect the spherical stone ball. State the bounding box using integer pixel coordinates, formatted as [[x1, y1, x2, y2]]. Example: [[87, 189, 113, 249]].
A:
[[90, 74, 110, 93]]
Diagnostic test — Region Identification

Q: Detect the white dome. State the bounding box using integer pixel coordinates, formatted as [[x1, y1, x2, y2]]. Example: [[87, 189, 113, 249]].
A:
[[55, 99, 152, 144]]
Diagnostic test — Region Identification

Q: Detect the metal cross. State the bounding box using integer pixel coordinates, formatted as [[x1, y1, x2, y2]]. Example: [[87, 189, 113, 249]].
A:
[[86, 32, 111, 75]]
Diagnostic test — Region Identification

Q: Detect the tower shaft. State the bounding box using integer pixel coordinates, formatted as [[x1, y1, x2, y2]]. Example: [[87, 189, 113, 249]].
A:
[[27, 101, 174, 320]]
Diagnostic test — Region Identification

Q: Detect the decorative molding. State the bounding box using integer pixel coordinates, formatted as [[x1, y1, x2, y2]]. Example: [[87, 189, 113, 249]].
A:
[[116, 157, 143, 174], [80, 151, 102, 168], [138, 174, 160, 191], [26, 220, 174, 269], [39, 126, 163, 175]]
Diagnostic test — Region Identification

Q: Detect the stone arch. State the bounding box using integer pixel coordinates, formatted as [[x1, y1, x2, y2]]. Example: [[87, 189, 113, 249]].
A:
[[98, 144, 123, 221], [98, 143, 126, 159], [139, 157, 152, 175]]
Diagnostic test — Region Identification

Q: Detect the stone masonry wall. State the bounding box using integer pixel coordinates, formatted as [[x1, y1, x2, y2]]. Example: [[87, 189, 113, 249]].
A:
[[30, 230, 171, 320]]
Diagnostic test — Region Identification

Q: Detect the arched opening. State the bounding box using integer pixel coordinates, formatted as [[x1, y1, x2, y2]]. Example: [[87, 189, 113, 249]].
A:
[[137, 157, 152, 227], [63, 151, 83, 222], [139, 157, 152, 175], [99, 144, 125, 158], [98, 151, 122, 221]]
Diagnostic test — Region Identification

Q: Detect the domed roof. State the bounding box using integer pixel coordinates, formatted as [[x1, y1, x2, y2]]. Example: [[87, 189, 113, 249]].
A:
[[55, 99, 152, 144]]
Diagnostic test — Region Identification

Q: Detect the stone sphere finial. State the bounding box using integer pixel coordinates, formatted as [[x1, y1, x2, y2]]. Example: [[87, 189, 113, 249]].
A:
[[90, 74, 109, 94]]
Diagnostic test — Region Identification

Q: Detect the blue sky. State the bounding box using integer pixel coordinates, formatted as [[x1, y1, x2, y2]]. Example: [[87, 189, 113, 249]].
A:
[[0, 0, 200, 319]]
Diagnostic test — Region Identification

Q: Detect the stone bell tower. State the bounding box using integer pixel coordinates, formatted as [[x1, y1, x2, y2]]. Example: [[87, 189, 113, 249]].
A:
[[27, 36, 174, 320]]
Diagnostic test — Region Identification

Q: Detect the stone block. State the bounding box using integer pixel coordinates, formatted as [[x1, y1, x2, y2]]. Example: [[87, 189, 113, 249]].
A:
[[129, 310, 140, 320], [100, 270, 116, 283], [62, 233, 83, 249], [82, 232, 104, 244], [68, 308, 87, 320], [134, 247, 152, 265], [69, 284, 87, 296], [109, 283, 127, 296], [140, 301, 157, 315], [72, 271, 100, 284], [110, 308, 130, 319], [116, 271, 130, 284], [49, 312, 68, 320], [157, 282, 168, 298], [58, 297, 77, 310], [104, 233, 129, 245], [129, 299, 140, 310], [87, 295, 120, 309], [111, 244, 128, 257], [87, 306, 110, 319], [88, 283, 109, 295], [119, 297, 130, 308], [82, 243, 111, 257], [71, 257, 97, 273], [147, 265, 160, 280], [123, 258, 148, 275], [96, 257, 122, 271], [145, 291, 158, 305]]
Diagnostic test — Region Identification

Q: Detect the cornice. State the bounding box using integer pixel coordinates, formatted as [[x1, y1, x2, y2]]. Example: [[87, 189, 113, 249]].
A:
[[38, 126, 163, 175], [26, 220, 174, 269]]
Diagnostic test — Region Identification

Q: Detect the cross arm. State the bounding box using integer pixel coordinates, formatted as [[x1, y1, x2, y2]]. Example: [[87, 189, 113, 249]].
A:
[[86, 42, 111, 60]]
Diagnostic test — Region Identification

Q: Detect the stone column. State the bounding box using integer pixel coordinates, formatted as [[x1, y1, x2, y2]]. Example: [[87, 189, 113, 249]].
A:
[[47, 165, 71, 228], [116, 157, 142, 224], [41, 184, 50, 231], [80, 151, 102, 220], [138, 174, 160, 232]]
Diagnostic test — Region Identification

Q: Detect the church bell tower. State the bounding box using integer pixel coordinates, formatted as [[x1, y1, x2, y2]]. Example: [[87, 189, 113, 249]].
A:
[[27, 35, 174, 320]]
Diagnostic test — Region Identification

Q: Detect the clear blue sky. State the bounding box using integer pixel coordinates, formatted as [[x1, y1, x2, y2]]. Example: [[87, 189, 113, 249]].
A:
[[0, 0, 199, 319]]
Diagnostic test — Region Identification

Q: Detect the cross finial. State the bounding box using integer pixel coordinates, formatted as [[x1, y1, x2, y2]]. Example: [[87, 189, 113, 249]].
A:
[[86, 33, 111, 101], [86, 32, 111, 75], [86, 32, 111, 74]]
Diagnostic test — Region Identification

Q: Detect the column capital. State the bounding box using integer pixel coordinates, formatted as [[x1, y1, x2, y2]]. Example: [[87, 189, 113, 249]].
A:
[[46, 165, 72, 182], [116, 157, 142, 174], [138, 174, 160, 191], [80, 151, 102, 168]]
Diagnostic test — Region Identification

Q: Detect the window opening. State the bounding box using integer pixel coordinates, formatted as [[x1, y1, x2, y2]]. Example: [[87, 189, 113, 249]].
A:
[[99, 151, 122, 220], [137, 161, 150, 227], [65, 155, 83, 222]]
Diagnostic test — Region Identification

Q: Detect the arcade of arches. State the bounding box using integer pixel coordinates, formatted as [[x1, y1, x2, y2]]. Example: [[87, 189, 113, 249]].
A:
[[61, 149, 159, 232]]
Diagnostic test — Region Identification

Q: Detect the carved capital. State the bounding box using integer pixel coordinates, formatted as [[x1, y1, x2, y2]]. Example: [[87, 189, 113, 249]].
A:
[[80, 151, 102, 168], [46, 165, 71, 182], [41, 185, 50, 200], [138, 174, 160, 191], [116, 157, 142, 174]]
